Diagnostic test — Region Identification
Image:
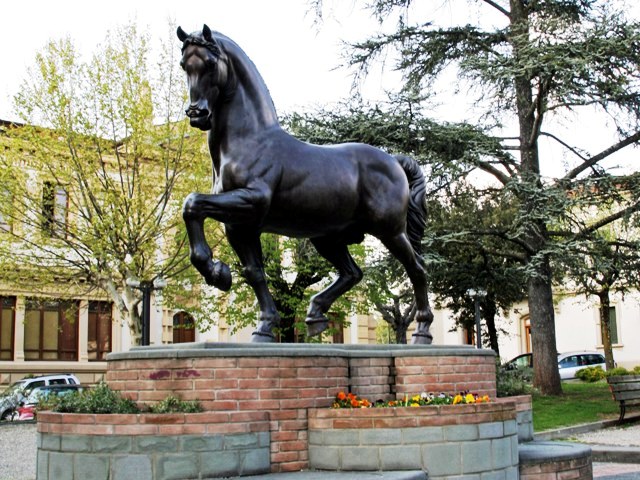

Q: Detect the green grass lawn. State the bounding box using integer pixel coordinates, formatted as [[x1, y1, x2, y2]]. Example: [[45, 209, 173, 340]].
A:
[[532, 380, 621, 432]]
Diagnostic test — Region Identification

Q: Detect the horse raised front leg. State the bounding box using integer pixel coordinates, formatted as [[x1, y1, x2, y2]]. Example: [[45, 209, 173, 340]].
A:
[[183, 212, 232, 291], [305, 238, 363, 338], [182, 189, 270, 291]]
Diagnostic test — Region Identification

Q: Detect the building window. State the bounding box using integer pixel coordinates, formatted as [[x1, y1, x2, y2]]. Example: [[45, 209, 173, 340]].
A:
[[172, 312, 195, 343], [42, 181, 68, 237], [598, 306, 619, 345], [88, 301, 112, 361], [0, 297, 15, 360], [459, 326, 474, 346], [24, 299, 78, 361]]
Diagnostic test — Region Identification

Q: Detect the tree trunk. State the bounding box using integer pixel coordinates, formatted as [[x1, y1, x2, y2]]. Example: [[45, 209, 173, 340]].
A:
[[483, 299, 500, 356], [598, 290, 615, 370], [276, 301, 298, 343], [528, 256, 562, 395], [395, 321, 408, 344], [510, 0, 562, 395]]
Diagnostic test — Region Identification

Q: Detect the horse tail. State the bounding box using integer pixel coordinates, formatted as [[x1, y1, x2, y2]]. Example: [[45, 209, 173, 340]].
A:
[[395, 155, 427, 255]]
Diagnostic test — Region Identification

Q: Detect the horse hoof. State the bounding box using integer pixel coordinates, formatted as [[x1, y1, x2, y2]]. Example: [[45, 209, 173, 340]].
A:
[[207, 261, 232, 291], [305, 317, 329, 337], [251, 331, 276, 343], [411, 332, 433, 345]]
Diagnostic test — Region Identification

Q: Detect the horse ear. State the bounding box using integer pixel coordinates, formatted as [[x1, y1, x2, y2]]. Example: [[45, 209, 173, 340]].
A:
[[177, 26, 188, 42], [202, 24, 213, 42]]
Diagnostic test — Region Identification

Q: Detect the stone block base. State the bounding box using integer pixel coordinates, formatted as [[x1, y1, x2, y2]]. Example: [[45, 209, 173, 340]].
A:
[[519, 441, 592, 480]]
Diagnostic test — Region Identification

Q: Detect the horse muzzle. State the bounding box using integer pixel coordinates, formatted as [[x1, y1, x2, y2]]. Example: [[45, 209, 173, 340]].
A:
[[185, 106, 212, 131]]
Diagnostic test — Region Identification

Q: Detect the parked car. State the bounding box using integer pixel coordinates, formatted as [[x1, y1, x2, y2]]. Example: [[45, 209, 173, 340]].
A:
[[14, 384, 84, 421], [503, 353, 533, 370], [0, 373, 80, 421], [503, 351, 607, 380], [557, 351, 607, 380]]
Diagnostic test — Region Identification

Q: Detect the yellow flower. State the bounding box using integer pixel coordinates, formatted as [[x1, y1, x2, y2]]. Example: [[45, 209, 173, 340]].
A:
[[465, 393, 476, 404], [453, 394, 463, 405]]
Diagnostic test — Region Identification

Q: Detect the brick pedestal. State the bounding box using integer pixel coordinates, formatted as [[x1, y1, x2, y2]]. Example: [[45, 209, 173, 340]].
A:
[[105, 343, 496, 473]]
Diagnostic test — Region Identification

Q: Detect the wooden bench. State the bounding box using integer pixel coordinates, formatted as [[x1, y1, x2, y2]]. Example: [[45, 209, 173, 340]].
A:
[[607, 375, 640, 423]]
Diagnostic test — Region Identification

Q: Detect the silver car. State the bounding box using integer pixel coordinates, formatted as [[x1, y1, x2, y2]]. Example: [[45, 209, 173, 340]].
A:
[[0, 374, 80, 420], [557, 351, 607, 380], [504, 351, 608, 380]]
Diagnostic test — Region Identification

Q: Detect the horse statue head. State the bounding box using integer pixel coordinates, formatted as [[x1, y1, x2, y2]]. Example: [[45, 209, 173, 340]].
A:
[[177, 25, 234, 131]]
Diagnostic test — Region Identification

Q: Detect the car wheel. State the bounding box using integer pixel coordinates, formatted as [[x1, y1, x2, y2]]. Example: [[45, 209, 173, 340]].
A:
[[0, 409, 15, 421]]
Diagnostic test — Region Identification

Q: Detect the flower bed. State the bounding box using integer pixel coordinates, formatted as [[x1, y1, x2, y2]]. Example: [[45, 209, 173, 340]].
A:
[[309, 398, 519, 479], [332, 391, 491, 409]]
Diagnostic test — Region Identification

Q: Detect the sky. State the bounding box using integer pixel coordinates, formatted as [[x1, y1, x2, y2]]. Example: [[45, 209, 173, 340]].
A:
[[1, 0, 638, 177], [0, 0, 392, 122]]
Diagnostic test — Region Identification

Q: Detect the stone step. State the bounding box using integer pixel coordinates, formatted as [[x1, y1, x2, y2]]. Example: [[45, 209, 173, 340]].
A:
[[519, 441, 592, 480], [225, 471, 428, 480]]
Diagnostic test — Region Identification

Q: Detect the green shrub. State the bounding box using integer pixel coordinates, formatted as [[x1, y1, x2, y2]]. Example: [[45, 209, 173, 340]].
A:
[[575, 366, 606, 382], [605, 365, 640, 377], [40, 382, 202, 414], [42, 381, 140, 414], [496, 365, 533, 397], [148, 395, 203, 414]]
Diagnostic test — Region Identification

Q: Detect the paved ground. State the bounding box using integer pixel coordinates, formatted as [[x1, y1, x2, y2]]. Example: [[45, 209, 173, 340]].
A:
[[541, 416, 640, 479], [2, 419, 640, 479]]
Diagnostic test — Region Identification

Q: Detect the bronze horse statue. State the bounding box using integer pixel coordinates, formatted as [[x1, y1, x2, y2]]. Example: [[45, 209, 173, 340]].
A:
[[177, 25, 434, 344]]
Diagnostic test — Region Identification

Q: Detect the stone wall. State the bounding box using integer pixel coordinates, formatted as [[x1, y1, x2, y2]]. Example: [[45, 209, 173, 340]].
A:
[[519, 441, 593, 480], [512, 394, 534, 442], [36, 411, 270, 480], [308, 400, 520, 479]]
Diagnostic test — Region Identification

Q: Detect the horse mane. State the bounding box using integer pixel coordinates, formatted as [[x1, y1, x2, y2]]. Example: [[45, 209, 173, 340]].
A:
[[211, 32, 278, 119]]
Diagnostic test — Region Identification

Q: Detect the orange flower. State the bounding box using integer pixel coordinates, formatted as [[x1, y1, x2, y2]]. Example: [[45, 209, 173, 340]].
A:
[[351, 398, 360, 408], [337, 392, 347, 401]]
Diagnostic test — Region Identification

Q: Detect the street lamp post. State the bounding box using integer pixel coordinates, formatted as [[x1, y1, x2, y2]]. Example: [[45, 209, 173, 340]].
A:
[[467, 289, 487, 349], [126, 277, 167, 346]]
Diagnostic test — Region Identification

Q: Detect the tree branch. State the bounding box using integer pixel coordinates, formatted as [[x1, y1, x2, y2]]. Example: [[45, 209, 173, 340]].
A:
[[579, 200, 640, 237], [481, 0, 510, 18], [539, 131, 587, 162], [476, 160, 512, 185], [563, 130, 640, 180]]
